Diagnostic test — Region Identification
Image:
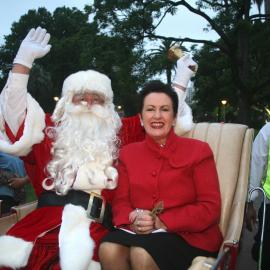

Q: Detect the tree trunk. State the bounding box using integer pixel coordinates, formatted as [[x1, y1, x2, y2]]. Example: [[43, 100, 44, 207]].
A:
[[235, 2, 251, 125], [166, 68, 172, 84], [237, 93, 250, 125]]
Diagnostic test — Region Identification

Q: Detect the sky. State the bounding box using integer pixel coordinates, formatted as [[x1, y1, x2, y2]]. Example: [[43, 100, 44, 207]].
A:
[[0, 0, 220, 47]]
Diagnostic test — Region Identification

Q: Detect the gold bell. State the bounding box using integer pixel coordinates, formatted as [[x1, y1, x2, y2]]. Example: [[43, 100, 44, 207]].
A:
[[168, 45, 183, 61]]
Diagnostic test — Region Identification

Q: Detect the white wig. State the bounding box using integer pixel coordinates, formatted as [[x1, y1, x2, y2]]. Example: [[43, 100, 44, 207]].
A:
[[52, 70, 114, 124], [44, 70, 122, 195]]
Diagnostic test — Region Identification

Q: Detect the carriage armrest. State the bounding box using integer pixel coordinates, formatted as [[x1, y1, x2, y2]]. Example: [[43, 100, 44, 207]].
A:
[[0, 201, 37, 235], [0, 213, 18, 235], [11, 200, 37, 220]]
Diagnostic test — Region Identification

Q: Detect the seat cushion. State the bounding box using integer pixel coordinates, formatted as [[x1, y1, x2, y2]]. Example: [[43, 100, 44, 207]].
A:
[[183, 123, 249, 236]]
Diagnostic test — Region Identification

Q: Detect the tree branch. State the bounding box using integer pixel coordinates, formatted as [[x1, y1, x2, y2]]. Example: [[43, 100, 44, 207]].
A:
[[152, 6, 174, 32], [144, 33, 230, 54], [166, 0, 232, 49], [250, 13, 270, 20], [201, 0, 226, 8]]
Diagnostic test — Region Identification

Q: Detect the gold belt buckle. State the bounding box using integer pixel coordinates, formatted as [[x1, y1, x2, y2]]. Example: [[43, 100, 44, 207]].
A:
[[86, 192, 106, 223]]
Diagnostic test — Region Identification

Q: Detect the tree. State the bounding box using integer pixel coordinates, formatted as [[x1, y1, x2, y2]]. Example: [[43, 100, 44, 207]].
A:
[[193, 18, 270, 128], [28, 65, 54, 113], [0, 6, 145, 116], [91, 0, 270, 126], [145, 40, 178, 84], [0, 7, 90, 111]]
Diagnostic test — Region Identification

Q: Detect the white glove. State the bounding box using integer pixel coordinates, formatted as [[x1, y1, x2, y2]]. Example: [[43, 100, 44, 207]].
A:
[[13, 26, 51, 68], [172, 54, 198, 89]]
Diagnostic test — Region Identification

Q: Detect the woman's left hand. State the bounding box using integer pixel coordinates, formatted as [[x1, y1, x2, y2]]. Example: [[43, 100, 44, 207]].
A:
[[154, 216, 167, 230], [130, 210, 155, 234]]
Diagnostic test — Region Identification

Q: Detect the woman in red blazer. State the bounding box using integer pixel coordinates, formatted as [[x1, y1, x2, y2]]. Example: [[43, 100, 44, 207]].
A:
[[99, 81, 223, 270]]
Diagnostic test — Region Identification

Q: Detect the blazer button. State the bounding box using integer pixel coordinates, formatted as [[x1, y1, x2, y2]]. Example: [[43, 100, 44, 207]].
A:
[[152, 171, 157, 177]]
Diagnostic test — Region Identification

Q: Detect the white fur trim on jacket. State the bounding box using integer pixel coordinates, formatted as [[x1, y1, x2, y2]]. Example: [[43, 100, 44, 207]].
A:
[[59, 204, 94, 270], [62, 70, 113, 102], [0, 235, 33, 268], [0, 93, 45, 156], [174, 102, 194, 136], [88, 260, 101, 270]]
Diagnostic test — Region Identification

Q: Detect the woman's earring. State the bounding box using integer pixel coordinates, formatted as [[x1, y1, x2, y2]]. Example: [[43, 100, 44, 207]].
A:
[[139, 115, 144, 127]]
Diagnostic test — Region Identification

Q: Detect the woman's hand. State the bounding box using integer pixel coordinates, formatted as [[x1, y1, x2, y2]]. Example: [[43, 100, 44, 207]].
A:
[[154, 216, 167, 230], [129, 209, 155, 234]]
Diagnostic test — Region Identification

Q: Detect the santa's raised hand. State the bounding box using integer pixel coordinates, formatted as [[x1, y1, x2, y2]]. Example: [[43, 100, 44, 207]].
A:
[[172, 53, 198, 91], [171, 53, 198, 124], [13, 26, 51, 68]]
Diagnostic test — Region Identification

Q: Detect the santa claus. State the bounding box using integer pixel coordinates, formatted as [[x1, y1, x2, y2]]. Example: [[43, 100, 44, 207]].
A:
[[0, 27, 196, 270]]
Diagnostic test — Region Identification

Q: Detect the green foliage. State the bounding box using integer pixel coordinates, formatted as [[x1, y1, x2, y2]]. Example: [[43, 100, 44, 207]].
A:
[[0, 5, 148, 116], [146, 40, 175, 84], [28, 64, 55, 113], [193, 15, 270, 128], [1, 1, 269, 126], [92, 0, 265, 124], [192, 45, 237, 122]]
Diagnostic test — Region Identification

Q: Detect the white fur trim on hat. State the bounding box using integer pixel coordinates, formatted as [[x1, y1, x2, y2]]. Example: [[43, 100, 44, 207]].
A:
[[0, 93, 45, 156], [174, 103, 194, 136], [62, 70, 113, 102], [59, 204, 94, 270], [0, 235, 33, 268]]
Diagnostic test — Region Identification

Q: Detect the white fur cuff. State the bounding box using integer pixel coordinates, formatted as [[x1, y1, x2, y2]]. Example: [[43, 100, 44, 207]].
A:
[[59, 204, 94, 270], [0, 235, 33, 268], [0, 93, 45, 156], [174, 103, 194, 136]]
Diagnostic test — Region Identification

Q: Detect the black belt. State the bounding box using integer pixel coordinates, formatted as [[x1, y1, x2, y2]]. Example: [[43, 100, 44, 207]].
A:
[[37, 190, 113, 230]]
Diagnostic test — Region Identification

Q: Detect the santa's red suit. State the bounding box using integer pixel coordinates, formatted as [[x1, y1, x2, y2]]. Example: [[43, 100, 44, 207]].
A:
[[3, 113, 145, 270], [0, 71, 192, 270]]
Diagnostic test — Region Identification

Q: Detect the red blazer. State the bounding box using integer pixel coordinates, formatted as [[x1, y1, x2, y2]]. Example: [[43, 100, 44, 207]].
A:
[[113, 129, 223, 252]]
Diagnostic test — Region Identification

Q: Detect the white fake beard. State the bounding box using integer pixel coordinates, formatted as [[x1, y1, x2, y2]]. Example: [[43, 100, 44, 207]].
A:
[[44, 102, 121, 195]]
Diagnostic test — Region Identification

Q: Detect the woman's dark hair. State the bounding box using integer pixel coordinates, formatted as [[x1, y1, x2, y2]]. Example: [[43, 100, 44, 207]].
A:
[[138, 80, 178, 117]]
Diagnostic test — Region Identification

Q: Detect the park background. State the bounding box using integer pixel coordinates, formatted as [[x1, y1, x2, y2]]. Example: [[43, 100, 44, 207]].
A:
[[0, 2, 269, 269], [0, 0, 269, 130]]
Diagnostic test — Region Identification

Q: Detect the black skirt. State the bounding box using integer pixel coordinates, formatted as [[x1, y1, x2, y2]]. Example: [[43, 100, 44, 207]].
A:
[[101, 229, 218, 270]]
